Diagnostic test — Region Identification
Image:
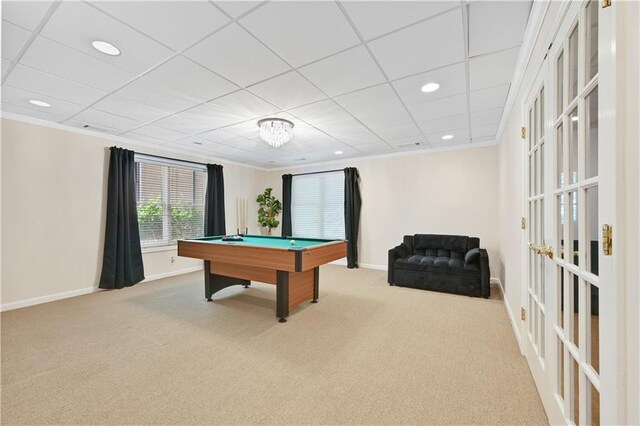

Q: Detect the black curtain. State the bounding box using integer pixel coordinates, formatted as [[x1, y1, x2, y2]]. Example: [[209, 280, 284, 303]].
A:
[[281, 174, 292, 237], [205, 164, 226, 236], [99, 147, 145, 289], [344, 168, 362, 269]]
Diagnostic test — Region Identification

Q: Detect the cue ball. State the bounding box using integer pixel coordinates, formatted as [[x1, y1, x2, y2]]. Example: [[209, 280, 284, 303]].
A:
[[290, 240, 296, 245]]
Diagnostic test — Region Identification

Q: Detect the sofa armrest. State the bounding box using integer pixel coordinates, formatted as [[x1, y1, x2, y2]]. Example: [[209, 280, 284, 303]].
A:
[[479, 249, 491, 298], [388, 243, 411, 284]]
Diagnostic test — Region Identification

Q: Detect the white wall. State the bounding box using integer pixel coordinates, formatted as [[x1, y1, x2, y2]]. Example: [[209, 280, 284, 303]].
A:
[[262, 145, 501, 275], [0, 118, 268, 309]]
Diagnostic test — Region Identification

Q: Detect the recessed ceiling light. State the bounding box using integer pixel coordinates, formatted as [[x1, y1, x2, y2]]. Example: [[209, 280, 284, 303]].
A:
[[29, 99, 50, 107], [441, 134, 454, 140], [92, 40, 121, 56], [335, 151, 343, 155], [421, 82, 440, 93]]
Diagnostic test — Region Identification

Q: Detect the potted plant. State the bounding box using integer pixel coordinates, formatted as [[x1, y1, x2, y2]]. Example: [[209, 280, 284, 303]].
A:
[[256, 187, 282, 235]]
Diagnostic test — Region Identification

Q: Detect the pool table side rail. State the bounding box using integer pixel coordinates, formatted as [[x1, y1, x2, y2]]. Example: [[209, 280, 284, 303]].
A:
[[178, 240, 297, 271]]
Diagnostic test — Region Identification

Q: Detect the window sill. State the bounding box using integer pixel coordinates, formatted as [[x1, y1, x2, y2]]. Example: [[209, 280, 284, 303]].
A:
[[142, 244, 177, 254]]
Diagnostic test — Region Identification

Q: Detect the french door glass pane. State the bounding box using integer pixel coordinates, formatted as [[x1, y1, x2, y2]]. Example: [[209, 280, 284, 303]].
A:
[[586, 186, 599, 275], [539, 88, 545, 139], [586, 0, 599, 81], [569, 109, 579, 184], [558, 337, 565, 399], [557, 124, 564, 187], [529, 154, 534, 196], [569, 191, 579, 266], [557, 52, 564, 117], [534, 98, 538, 144], [573, 359, 581, 423], [569, 272, 579, 346], [569, 25, 579, 101], [529, 108, 534, 150], [589, 283, 600, 374], [540, 311, 546, 359], [559, 266, 565, 328], [586, 88, 599, 178], [558, 194, 565, 259], [540, 143, 545, 197], [590, 381, 601, 426]]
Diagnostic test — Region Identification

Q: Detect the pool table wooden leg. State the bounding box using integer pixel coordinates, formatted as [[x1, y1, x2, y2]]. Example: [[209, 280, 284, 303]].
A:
[[276, 271, 289, 323], [312, 267, 319, 303], [204, 260, 250, 301]]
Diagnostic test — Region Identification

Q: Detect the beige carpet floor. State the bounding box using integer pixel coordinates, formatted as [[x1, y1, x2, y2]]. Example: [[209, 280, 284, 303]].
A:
[[1, 266, 547, 425]]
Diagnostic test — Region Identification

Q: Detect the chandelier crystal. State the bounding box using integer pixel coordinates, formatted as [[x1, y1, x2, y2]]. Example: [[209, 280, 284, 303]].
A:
[[258, 118, 294, 148]]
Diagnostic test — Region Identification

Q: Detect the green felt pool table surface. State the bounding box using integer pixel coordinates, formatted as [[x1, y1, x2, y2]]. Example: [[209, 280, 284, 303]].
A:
[[187, 234, 340, 250]]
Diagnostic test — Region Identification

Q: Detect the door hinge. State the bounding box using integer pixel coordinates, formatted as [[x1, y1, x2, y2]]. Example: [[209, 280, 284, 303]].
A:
[[521, 127, 526, 139], [602, 0, 611, 8], [521, 307, 526, 321], [602, 224, 613, 255], [521, 217, 526, 229]]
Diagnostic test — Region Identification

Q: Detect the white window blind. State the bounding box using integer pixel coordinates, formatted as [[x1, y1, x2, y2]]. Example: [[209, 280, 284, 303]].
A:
[[291, 171, 345, 240], [134, 158, 206, 247]]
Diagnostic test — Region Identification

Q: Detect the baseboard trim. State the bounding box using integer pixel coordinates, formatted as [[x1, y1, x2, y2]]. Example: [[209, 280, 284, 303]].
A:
[[0, 286, 99, 312], [493, 277, 523, 350], [0, 266, 205, 312], [140, 266, 203, 283]]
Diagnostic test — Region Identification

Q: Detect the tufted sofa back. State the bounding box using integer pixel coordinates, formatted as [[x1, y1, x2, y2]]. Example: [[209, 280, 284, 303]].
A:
[[403, 234, 479, 260]]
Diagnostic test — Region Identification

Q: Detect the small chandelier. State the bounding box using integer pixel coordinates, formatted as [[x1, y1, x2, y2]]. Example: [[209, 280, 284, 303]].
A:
[[257, 118, 294, 148]]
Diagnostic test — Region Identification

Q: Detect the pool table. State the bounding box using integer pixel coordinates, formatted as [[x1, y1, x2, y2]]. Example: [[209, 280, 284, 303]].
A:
[[177, 235, 347, 322]]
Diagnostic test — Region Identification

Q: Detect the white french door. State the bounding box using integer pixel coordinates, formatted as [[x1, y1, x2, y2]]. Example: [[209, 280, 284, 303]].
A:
[[523, 1, 618, 424]]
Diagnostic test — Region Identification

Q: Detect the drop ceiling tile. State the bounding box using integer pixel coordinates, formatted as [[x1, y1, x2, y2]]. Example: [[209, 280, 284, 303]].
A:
[[1, 101, 67, 122], [355, 142, 394, 155], [470, 84, 510, 112], [115, 78, 196, 114], [368, 9, 465, 80], [214, 1, 261, 18], [93, 95, 168, 123], [2, 85, 84, 117], [469, 47, 520, 91], [407, 93, 468, 122], [357, 107, 414, 131], [91, 1, 229, 52], [154, 114, 214, 135], [198, 129, 243, 144], [205, 90, 280, 121], [20, 37, 133, 92], [334, 84, 403, 117], [336, 130, 384, 146], [472, 123, 499, 139], [426, 127, 470, 144], [124, 132, 167, 145], [1, 59, 11, 78], [141, 56, 238, 103], [374, 123, 421, 141], [71, 108, 142, 133], [289, 99, 351, 126], [41, 2, 173, 74], [468, 1, 531, 57], [178, 103, 246, 130], [341, 1, 458, 41], [470, 107, 503, 127], [223, 120, 262, 139], [2, 20, 31, 62], [239, 1, 359, 67], [298, 46, 385, 97], [184, 24, 290, 88], [316, 117, 368, 138], [387, 136, 427, 150], [5, 64, 107, 105], [430, 139, 471, 149], [417, 113, 468, 134], [128, 124, 187, 141], [2, 1, 53, 31], [248, 71, 325, 110], [392, 62, 467, 105]]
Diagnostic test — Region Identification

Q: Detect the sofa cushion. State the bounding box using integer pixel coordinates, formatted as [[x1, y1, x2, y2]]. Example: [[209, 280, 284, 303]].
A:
[[395, 256, 479, 275], [465, 248, 481, 264], [413, 234, 469, 252]]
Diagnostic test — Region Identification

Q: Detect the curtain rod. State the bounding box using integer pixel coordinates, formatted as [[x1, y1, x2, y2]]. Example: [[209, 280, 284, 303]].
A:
[[133, 150, 207, 167], [290, 168, 344, 177]]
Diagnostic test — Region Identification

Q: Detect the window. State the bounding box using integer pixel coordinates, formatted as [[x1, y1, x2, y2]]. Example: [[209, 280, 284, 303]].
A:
[[135, 156, 206, 247], [291, 171, 345, 239]]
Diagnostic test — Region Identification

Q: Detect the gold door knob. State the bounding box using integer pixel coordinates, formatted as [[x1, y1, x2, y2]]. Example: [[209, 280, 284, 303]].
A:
[[529, 243, 554, 259]]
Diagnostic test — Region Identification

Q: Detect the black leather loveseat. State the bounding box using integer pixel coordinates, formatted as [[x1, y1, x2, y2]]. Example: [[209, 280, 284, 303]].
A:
[[388, 234, 490, 298]]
